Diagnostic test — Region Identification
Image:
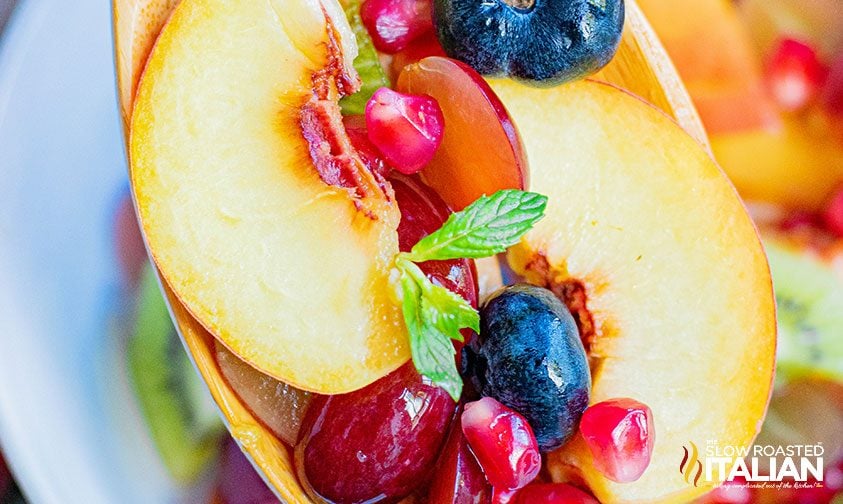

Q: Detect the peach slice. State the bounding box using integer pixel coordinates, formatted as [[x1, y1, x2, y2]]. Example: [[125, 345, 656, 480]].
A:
[[130, 0, 404, 394], [113, 0, 180, 130], [488, 79, 776, 503]]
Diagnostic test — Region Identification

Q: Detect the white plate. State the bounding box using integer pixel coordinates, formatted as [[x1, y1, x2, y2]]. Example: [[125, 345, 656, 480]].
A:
[[0, 1, 209, 502]]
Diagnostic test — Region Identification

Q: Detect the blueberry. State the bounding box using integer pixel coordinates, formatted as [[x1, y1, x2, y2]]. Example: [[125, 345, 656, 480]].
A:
[[462, 284, 591, 452], [433, 0, 624, 85]]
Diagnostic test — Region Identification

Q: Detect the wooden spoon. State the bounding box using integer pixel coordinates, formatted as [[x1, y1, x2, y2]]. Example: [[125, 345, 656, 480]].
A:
[[594, 0, 709, 150], [112, 0, 709, 501]]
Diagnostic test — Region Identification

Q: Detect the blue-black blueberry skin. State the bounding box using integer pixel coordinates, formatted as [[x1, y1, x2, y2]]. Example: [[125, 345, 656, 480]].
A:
[[462, 284, 591, 451], [433, 0, 624, 85]]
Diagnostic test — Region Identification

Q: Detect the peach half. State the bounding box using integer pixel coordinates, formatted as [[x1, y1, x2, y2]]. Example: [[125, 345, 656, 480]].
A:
[[130, 0, 408, 394], [489, 79, 777, 503]]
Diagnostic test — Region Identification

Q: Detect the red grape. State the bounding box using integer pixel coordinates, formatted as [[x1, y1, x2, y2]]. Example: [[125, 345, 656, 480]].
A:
[[397, 57, 527, 211], [0, 453, 10, 499], [428, 415, 492, 504], [296, 364, 456, 503]]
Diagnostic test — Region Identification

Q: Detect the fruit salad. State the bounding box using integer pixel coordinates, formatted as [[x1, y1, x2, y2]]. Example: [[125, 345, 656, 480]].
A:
[[108, 0, 843, 501]]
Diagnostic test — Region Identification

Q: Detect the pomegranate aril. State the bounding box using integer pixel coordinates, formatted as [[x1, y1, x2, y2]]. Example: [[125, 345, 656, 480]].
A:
[[579, 398, 655, 483], [765, 37, 828, 112], [491, 488, 517, 504], [821, 52, 843, 118], [365, 87, 444, 175], [461, 397, 541, 492], [513, 483, 599, 504], [823, 186, 843, 238], [360, 0, 433, 53]]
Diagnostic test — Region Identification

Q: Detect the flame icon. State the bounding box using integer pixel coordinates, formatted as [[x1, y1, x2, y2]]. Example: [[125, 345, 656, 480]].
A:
[[680, 442, 704, 487]]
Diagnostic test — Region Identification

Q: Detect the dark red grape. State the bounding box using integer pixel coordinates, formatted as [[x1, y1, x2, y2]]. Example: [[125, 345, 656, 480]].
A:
[[427, 415, 491, 504], [296, 364, 456, 503]]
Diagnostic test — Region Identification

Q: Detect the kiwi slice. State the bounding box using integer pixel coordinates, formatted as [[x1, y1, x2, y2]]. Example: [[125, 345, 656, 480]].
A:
[[339, 0, 391, 115], [766, 241, 843, 384], [127, 265, 224, 484]]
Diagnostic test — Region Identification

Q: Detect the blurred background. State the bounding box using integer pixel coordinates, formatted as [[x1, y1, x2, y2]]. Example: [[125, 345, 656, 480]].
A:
[[0, 0, 841, 503]]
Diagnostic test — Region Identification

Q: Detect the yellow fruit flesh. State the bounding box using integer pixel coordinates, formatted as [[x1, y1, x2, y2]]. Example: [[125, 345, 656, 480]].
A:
[[491, 80, 776, 503], [131, 0, 407, 394]]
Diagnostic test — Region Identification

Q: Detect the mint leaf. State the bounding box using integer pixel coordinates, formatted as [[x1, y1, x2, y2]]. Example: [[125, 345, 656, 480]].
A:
[[398, 258, 474, 401], [404, 190, 548, 262], [340, 0, 390, 115], [401, 259, 479, 335]]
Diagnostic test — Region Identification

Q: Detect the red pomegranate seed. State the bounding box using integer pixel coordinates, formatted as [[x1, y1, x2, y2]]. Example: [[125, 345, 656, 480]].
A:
[[579, 398, 655, 483], [360, 0, 433, 53], [823, 186, 843, 237], [461, 397, 541, 492], [765, 37, 828, 112], [779, 210, 820, 233], [821, 52, 843, 118], [514, 483, 599, 504], [365, 87, 444, 175]]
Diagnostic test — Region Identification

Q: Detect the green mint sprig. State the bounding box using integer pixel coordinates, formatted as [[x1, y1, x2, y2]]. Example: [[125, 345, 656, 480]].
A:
[[394, 189, 548, 400], [402, 190, 549, 262]]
